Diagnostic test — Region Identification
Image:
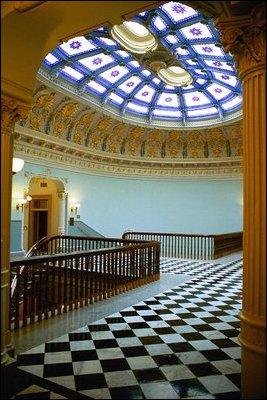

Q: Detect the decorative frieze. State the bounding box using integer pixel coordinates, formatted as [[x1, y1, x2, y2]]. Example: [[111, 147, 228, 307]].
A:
[[14, 140, 242, 180], [20, 87, 243, 164]]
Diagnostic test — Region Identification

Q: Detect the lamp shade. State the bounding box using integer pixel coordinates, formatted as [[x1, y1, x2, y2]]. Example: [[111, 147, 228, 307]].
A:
[[12, 158, 24, 174]]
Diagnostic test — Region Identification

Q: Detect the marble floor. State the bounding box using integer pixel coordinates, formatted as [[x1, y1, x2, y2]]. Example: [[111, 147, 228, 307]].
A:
[[9, 252, 242, 399]]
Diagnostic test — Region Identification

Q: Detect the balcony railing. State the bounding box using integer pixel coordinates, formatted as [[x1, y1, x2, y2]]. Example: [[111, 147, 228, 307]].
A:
[[122, 231, 242, 260], [10, 236, 160, 330], [10, 231, 242, 330]]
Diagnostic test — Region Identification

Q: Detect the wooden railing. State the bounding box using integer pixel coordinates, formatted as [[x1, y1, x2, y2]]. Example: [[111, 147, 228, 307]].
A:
[[26, 234, 146, 256], [122, 231, 242, 260], [213, 232, 243, 259], [10, 237, 160, 330]]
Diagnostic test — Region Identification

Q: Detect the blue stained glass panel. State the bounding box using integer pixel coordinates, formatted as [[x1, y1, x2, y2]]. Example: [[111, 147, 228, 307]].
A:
[[39, 1, 242, 127]]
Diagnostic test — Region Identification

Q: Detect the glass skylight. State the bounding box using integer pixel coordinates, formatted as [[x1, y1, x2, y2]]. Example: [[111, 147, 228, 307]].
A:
[[183, 92, 210, 107], [38, 1, 242, 128], [221, 96, 242, 110], [134, 85, 156, 103], [78, 54, 114, 71], [59, 36, 97, 56], [62, 66, 84, 81], [99, 65, 129, 84], [157, 93, 179, 107], [44, 53, 59, 65], [179, 23, 213, 40], [108, 93, 124, 105]]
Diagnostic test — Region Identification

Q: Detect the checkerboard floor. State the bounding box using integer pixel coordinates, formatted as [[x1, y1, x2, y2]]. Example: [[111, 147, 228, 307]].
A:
[[14, 257, 242, 399]]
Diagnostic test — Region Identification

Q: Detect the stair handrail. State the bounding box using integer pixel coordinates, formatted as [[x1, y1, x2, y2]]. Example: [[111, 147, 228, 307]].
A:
[[11, 234, 154, 298]]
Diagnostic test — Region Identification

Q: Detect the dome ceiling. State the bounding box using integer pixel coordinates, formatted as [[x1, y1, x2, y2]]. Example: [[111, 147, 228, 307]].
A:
[[38, 1, 243, 129], [13, 1, 243, 180]]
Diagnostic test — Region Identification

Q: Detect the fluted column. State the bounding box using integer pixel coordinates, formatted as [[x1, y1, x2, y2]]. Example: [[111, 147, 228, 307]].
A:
[[1, 96, 31, 365], [216, 4, 266, 399], [58, 191, 67, 234]]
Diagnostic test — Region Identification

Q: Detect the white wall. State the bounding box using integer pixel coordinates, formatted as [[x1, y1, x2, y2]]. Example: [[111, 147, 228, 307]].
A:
[[11, 162, 243, 244]]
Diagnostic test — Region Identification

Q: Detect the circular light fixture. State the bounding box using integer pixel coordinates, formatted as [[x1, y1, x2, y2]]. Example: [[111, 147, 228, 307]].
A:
[[110, 21, 157, 54], [157, 66, 193, 87], [12, 158, 24, 174]]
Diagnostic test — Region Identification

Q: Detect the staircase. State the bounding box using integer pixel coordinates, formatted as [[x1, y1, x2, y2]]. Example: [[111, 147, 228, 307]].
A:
[[68, 221, 104, 237]]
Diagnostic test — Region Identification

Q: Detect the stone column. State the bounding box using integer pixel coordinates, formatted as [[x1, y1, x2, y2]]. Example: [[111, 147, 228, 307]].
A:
[[58, 191, 67, 234], [216, 4, 266, 399], [1, 96, 31, 365]]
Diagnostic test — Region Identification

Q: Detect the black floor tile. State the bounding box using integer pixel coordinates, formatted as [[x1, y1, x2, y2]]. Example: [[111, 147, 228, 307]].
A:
[[43, 362, 73, 378], [122, 346, 149, 358], [71, 349, 98, 362], [133, 368, 165, 383], [139, 336, 164, 345], [100, 358, 130, 372], [201, 349, 232, 361], [74, 372, 107, 391], [45, 342, 70, 352], [188, 362, 221, 377], [109, 385, 145, 399], [152, 354, 181, 366]]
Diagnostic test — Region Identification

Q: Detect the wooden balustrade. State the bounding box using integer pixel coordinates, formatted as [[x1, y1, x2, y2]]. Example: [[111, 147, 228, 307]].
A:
[[26, 234, 146, 256], [213, 232, 243, 259], [10, 240, 160, 330], [9, 231, 242, 330], [122, 231, 243, 260]]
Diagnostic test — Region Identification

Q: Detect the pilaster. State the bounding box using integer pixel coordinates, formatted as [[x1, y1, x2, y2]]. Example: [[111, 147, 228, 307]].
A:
[[216, 4, 266, 398], [57, 191, 67, 234]]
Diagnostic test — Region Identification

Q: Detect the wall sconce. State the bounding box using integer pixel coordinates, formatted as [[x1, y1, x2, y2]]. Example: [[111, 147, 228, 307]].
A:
[[12, 158, 24, 175], [71, 203, 80, 214], [16, 198, 27, 211]]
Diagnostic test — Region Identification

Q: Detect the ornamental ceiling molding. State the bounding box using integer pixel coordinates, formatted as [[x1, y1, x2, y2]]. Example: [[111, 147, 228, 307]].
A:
[[14, 125, 242, 181], [19, 85, 243, 161], [13, 141, 242, 181]]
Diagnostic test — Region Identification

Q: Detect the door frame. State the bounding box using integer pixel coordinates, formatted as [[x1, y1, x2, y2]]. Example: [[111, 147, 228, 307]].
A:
[[28, 194, 52, 248]]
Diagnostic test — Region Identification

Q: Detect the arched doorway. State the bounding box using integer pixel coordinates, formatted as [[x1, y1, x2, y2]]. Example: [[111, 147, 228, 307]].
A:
[[23, 173, 68, 251]]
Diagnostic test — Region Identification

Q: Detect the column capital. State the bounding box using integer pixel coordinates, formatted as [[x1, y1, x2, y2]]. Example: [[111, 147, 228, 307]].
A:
[[215, 3, 266, 79], [1, 95, 32, 130], [57, 191, 68, 200]]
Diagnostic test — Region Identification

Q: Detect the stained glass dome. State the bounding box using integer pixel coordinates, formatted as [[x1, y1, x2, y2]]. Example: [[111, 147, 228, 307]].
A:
[[38, 1, 243, 129]]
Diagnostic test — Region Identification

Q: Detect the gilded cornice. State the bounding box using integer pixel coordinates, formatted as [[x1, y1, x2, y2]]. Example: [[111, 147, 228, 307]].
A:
[[215, 3, 266, 79], [14, 127, 242, 181]]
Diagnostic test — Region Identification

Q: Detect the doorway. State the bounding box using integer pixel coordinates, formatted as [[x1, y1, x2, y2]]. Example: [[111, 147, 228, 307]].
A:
[[29, 196, 51, 248]]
